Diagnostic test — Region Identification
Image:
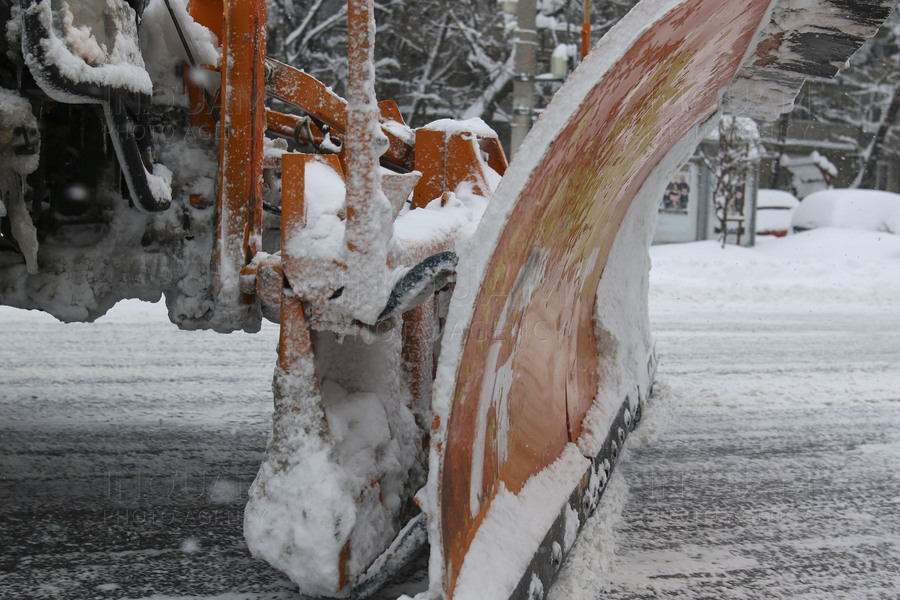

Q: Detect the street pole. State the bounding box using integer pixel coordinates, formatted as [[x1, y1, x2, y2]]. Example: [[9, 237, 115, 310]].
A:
[[581, 0, 591, 59], [510, 0, 537, 156]]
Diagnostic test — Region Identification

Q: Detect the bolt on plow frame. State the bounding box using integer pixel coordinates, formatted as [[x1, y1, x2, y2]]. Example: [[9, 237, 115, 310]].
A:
[[0, 0, 895, 598]]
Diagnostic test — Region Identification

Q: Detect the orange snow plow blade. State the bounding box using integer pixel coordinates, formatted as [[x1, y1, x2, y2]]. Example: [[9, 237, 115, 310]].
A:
[[425, 0, 899, 597], [438, 0, 768, 588]]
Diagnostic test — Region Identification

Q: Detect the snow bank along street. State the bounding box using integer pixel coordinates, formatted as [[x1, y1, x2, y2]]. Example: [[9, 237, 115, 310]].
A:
[[2, 224, 899, 599]]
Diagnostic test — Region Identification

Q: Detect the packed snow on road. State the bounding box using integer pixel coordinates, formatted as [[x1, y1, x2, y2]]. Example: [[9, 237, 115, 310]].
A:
[[2, 200, 899, 599]]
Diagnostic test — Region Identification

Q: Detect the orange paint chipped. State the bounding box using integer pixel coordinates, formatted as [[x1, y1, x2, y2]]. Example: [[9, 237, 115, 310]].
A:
[[338, 541, 352, 590]]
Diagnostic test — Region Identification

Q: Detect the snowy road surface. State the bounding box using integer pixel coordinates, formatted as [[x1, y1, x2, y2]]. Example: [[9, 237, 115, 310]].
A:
[[2, 228, 899, 599], [551, 230, 900, 600], [552, 311, 900, 600]]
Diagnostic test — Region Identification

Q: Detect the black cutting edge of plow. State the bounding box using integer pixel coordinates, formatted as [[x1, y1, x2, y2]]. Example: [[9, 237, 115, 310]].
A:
[[506, 392, 647, 600]]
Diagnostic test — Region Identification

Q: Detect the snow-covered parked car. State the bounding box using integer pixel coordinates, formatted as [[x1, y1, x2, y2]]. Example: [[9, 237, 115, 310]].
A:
[[791, 189, 900, 234], [756, 189, 800, 237]]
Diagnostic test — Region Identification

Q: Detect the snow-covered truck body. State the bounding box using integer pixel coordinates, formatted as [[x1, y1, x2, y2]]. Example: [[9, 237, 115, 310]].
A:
[[0, 0, 894, 598]]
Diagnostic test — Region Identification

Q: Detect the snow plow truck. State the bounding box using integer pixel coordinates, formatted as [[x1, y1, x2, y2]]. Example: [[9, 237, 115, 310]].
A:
[[0, 0, 895, 598]]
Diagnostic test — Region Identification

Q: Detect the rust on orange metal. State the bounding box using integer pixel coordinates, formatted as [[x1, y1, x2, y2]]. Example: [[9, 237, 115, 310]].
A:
[[438, 0, 772, 596], [753, 32, 787, 67], [216, 0, 266, 305]]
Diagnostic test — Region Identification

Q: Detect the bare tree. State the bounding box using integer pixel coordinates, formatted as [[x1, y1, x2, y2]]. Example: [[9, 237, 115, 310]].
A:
[[848, 11, 900, 188], [263, 0, 640, 134], [698, 116, 761, 247]]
